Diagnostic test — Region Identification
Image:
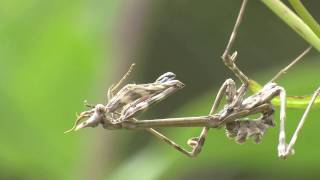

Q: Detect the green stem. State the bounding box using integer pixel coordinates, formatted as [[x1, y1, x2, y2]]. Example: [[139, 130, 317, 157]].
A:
[[288, 0, 320, 38], [261, 0, 320, 52]]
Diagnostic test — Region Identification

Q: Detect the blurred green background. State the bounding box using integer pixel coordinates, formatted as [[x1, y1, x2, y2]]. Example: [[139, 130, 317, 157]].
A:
[[1, 0, 320, 179]]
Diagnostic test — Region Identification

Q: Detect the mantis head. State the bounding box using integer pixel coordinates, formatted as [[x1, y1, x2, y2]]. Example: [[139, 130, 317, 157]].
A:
[[65, 104, 106, 133]]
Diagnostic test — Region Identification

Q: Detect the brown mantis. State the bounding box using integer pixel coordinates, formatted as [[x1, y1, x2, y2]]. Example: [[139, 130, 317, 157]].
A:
[[66, 0, 320, 159]]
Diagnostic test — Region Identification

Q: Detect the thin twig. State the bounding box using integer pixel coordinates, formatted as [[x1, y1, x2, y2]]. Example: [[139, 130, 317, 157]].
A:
[[288, 0, 320, 38], [261, 0, 320, 52]]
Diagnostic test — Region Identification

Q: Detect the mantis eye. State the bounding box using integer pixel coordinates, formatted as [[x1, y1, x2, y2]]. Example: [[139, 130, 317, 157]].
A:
[[155, 72, 176, 83]]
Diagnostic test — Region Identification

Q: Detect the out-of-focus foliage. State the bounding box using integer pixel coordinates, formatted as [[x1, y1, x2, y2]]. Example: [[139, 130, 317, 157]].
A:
[[0, 0, 119, 179], [262, 0, 320, 51], [1, 0, 320, 180]]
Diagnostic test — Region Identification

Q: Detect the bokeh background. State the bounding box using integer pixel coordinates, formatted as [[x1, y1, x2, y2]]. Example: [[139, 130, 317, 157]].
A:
[[1, 0, 320, 179]]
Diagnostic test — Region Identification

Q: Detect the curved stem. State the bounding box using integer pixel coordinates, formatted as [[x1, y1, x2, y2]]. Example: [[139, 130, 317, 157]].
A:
[[261, 0, 320, 52], [288, 0, 320, 38]]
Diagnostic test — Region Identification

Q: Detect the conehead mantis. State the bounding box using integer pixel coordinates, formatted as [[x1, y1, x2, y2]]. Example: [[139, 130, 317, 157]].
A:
[[66, 0, 320, 159]]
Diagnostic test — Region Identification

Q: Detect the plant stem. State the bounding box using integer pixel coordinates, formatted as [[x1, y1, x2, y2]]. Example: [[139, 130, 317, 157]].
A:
[[261, 0, 320, 52], [288, 0, 320, 38]]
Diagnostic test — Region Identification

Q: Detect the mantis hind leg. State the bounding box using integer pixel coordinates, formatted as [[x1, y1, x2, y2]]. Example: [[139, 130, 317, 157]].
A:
[[277, 86, 320, 159]]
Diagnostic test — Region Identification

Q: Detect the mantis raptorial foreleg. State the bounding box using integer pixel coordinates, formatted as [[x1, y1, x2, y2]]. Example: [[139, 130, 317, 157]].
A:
[[220, 0, 319, 111], [186, 79, 237, 156], [219, 0, 319, 158], [185, 0, 250, 156]]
